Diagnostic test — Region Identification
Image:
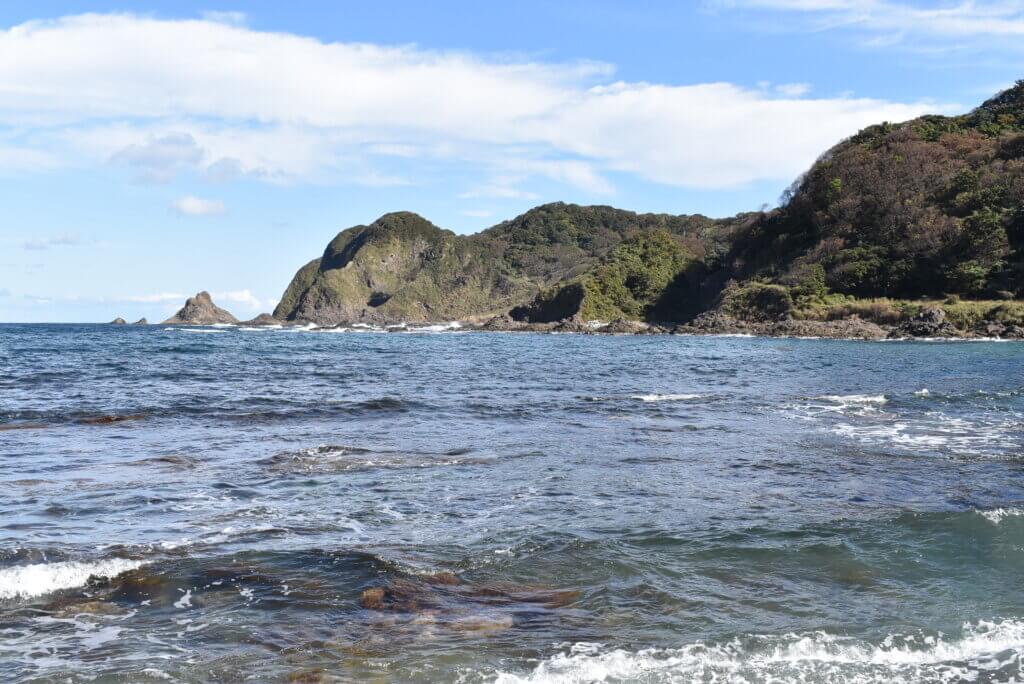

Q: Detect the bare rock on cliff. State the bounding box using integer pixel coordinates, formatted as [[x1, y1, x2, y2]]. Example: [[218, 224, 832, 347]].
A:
[[162, 292, 238, 325]]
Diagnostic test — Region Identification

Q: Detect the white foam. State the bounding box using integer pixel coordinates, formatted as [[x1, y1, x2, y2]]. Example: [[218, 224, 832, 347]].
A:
[[494, 619, 1024, 683], [976, 508, 1024, 524], [407, 321, 463, 333], [816, 394, 888, 405], [0, 558, 145, 599], [177, 329, 226, 334], [915, 389, 930, 396], [631, 394, 704, 402], [174, 589, 192, 608]]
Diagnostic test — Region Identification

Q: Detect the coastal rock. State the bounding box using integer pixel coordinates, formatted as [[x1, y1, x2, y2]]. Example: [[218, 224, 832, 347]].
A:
[[241, 313, 283, 327], [162, 291, 239, 325], [767, 318, 888, 340], [894, 306, 960, 338], [132, 318, 147, 325], [478, 314, 529, 332], [599, 318, 652, 334], [110, 317, 127, 325]]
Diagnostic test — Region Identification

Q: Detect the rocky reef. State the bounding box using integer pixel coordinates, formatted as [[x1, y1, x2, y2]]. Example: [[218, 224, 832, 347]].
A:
[[162, 292, 238, 325]]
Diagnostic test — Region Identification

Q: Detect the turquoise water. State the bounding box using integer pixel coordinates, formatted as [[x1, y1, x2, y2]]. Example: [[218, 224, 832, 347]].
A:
[[1, 324, 1023, 682]]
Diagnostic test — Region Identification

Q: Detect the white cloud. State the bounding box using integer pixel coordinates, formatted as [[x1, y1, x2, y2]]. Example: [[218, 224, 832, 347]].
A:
[[199, 11, 247, 26], [213, 289, 263, 310], [0, 13, 944, 191], [20, 232, 81, 250], [172, 195, 225, 216], [776, 82, 812, 97], [111, 132, 203, 183]]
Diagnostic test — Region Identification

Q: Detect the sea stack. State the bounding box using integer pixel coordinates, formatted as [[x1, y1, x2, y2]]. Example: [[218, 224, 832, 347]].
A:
[[133, 318, 148, 325], [109, 317, 127, 325], [162, 291, 239, 325]]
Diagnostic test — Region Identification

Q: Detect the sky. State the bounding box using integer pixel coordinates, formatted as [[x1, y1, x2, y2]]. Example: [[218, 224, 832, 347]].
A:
[[2, 1, 1024, 322]]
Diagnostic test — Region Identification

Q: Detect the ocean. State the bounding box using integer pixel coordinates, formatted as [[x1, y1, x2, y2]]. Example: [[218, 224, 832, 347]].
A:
[[1, 323, 1023, 682]]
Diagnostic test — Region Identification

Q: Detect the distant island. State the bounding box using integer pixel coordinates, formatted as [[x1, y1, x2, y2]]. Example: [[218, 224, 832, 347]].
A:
[[153, 82, 1024, 340]]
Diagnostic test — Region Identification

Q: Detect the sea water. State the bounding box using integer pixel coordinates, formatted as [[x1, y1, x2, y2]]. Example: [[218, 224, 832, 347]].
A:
[[1, 323, 1023, 682]]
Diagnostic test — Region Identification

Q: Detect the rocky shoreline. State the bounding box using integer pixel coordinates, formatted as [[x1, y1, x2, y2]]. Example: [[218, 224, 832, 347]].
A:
[[225, 310, 1024, 340], [138, 292, 1024, 340]]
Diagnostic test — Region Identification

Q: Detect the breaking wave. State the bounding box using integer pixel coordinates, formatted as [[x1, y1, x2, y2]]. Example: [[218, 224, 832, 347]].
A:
[[0, 558, 146, 600], [494, 619, 1024, 683]]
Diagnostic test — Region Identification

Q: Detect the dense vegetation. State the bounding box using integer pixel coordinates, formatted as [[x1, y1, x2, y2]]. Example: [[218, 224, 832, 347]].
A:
[[724, 81, 1024, 302], [275, 82, 1024, 327]]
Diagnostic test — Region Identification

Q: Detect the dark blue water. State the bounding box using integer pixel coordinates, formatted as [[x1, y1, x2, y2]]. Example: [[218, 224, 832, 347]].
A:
[[1, 324, 1024, 682]]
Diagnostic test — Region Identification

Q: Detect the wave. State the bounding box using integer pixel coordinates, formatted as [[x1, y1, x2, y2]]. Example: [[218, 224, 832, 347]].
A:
[[975, 508, 1024, 524], [0, 558, 146, 600], [631, 394, 704, 402], [494, 619, 1024, 683]]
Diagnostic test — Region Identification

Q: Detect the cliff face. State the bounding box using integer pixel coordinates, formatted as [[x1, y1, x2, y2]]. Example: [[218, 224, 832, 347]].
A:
[[274, 83, 1024, 326]]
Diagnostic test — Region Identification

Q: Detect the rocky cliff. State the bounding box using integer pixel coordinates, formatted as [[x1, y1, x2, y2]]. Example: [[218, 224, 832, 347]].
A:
[[163, 292, 238, 325], [273, 205, 735, 325]]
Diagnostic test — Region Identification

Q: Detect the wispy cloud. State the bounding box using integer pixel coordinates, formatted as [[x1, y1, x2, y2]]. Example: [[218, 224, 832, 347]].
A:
[[20, 233, 81, 250], [111, 132, 204, 183], [461, 209, 494, 218], [712, 1, 1024, 47], [119, 292, 187, 303], [0, 13, 943, 191], [213, 289, 264, 310], [172, 195, 225, 216]]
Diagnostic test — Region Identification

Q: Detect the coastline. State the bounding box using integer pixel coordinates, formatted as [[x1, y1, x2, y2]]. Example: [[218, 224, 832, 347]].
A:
[[152, 314, 1024, 341]]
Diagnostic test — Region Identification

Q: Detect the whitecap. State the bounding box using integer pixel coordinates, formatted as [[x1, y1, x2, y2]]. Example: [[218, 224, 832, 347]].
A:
[[915, 389, 930, 396], [975, 508, 1024, 524], [494, 619, 1024, 683], [173, 589, 192, 608], [631, 394, 704, 402], [177, 329, 227, 334], [407, 321, 463, 333], [0, 558, 146, 600], [816, 394, 888, 405]]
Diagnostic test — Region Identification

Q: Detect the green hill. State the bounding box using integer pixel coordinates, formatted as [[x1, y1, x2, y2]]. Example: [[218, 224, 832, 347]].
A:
[[273, 82, 1024, 329]]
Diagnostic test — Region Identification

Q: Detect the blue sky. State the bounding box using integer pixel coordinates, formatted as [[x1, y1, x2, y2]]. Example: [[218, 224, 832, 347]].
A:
[[2, 1, 1023, 322]]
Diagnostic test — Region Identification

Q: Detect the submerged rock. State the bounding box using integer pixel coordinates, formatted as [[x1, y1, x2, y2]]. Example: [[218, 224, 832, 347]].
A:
[[162, 291, 239, 325], [77, 414, 145, 426], [109, 317, 127, 325]]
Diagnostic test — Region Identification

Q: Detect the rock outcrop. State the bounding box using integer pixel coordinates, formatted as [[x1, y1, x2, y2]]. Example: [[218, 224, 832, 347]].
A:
[[272, 206, 731, 326], [109, 317, 127, 325], [162, 292, 238, 325], [132, 318, 148, 325], [240, 313, 284, 326]]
